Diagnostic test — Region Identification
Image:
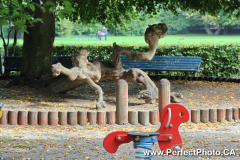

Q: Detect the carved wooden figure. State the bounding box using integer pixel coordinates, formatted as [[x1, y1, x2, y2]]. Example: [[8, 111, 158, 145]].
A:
[[42, 23, 183, 109]]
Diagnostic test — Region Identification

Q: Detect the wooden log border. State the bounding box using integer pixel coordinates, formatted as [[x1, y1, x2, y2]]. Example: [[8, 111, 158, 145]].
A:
[[0, 108, 239, 126]]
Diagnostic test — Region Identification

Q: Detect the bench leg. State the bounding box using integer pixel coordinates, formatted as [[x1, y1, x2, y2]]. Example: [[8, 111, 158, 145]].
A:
[[184, 72, 189, 79], [195, 72, 199, 77], [0, 56, 2, 76]]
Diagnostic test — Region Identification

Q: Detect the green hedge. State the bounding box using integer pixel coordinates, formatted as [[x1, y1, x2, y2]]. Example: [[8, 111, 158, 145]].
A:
[[2, 42, 240, 77]]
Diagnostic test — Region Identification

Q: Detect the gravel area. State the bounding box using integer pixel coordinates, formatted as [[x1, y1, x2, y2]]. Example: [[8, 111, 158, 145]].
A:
[[0, 79, 239, 112], [0, 122, 240, 159], [0, 79, 240, 159]]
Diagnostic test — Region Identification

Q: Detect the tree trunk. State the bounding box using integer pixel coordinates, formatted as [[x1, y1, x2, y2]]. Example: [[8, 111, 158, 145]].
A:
[[21, 0, 56, 82], [203, 23, 213, 35], [10, 29, 18, 56], [222, 25, 229, 35], [214, 24, 222, 35]]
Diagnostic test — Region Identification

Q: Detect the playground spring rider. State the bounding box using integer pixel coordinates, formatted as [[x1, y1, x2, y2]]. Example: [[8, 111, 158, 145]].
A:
[[103, 104, 189, 159]]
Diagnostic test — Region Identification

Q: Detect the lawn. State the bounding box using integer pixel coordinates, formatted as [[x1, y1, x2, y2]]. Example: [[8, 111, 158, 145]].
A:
[[1, 34, 240, 47], [54, 34, 240, 45]]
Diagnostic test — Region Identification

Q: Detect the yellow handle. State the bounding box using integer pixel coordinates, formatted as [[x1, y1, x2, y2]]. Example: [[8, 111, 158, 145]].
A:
[[0, 108, 2, 118]]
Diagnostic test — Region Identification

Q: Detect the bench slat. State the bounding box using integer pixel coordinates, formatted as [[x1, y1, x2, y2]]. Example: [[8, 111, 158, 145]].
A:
[[3, 55, 202, 73], [120, 55, 202, 72]]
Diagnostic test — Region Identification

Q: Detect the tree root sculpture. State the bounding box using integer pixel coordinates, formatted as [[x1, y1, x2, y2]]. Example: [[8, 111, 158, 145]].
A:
[[112, 23, 168, 61], [51, 50, 106, 109], [121, 68, 158, 104], [42, 23, 184, 109]]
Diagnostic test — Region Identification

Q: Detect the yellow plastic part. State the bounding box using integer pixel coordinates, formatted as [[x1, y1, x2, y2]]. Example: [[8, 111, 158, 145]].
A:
[[0, 107, 2, 118], [0, 104, 3, 118]]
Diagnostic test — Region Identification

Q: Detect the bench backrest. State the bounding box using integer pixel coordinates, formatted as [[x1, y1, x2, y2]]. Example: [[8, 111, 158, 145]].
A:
[[52, 56, 73, 68], [4, 56, 22, 71], [4, 56, 73, 71], [120, 55, 202, 72]]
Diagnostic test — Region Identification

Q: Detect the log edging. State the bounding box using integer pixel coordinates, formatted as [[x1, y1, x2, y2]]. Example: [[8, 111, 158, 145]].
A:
[[0, 108, 239, 126]]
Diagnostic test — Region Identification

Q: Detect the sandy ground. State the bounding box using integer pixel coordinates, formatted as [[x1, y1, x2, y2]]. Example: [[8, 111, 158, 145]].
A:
[[0, 79, 240, 159], [0, 79, 240, 112], [0, 122, 240, 160]]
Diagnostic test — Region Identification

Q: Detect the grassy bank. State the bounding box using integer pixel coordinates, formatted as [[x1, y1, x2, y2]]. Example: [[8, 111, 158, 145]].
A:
[[1, 34, 240, 47]]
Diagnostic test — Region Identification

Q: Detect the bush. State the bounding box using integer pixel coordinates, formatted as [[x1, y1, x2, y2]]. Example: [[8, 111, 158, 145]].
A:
[[3, 42, 240, 78]]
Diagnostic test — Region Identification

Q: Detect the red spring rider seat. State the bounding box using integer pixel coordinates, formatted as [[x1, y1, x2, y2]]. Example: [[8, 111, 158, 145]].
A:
[[103, 104, 189, 159]]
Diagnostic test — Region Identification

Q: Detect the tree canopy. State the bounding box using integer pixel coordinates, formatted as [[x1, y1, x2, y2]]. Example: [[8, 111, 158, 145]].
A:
[[65, 0, 240, 29], [1, 0, 240, 36]]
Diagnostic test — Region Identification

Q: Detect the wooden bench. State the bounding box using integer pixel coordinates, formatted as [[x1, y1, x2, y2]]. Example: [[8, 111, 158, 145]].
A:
[[2, 55, 202, 76], [3, 56, 73, 72], [120, 55, 202, 76]]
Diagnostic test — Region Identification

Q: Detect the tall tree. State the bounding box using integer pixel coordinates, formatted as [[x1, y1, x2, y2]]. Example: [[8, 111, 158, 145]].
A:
[[7, 0, 240, 85], [21, 0, 56, 81], [186, 10, 240, 35]]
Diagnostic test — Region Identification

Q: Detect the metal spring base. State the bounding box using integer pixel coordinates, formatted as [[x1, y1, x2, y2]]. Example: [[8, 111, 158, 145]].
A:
[[133, 136, 158, 160]]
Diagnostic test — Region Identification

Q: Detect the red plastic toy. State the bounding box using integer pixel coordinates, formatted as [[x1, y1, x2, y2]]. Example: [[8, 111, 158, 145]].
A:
[[103, 104, 189, 156]]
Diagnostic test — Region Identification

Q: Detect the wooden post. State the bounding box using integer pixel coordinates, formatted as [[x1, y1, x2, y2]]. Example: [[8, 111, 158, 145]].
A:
[[28, 111, 38, 125], [138, 111, 149, 126], [232, 108, 239, 120], [97, 111, 106, 125], [116, 79, 128, 125], [8, 110, 18, 125], [78, 111, 87, 126], [200, 109, 209, 123], [106, 111, 115, 125], [67, 111, 77, 125], [150, 110, 159, 125], [209, 109, 217, 123], [48, 111, 58, 125], [58, 111, 67, 125], [226, 108, 232, 122], [158, 79, 170, 120], [191, 109, 200, 123], [38, 111, 48, 125], [128, 111, 138, 125], [0, 110, 8, 125], [18, 111, 28, 125], [217, 108, 225, 123], [87, 111, 97, 125]]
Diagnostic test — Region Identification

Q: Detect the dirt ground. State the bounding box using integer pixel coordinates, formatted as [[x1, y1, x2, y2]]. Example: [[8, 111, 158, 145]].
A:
[[1, 123, 240, 159], [0, 79, 240, 160], [0, 79, 239, 112]]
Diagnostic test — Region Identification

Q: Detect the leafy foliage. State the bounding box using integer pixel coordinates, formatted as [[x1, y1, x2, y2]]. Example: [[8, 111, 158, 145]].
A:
[[55, 8, 240, 36], [64, 0, 240, 31], [0, 0, 45, 32], [186, 9, 240, 35]]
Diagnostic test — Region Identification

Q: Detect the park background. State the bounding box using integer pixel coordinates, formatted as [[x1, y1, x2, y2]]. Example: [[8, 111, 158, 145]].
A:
[[1, 9, 240, 78], [1, 9, 240, 45]]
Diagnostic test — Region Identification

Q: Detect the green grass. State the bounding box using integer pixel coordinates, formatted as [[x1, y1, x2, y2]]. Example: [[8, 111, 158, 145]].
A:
[[38, 34, 240, 45], [1, 34, 240, 47]]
